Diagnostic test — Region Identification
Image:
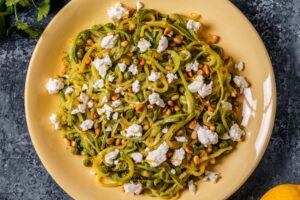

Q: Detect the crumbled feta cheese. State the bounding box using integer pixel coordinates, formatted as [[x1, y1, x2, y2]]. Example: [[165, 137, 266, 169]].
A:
[[124, 182, 143, 195], [196, 125, 218, 146], [46, 78, 64, 94], [235, 61, 244, 71], [118, 62, 127, 72], [145, 147, 150, 152], [186, 19, 201, 31], [87, 101, 94, 108], [89, 170, 97, 176], [146, 142, 169, 167], [162, 127, 168, 134], [132, 80, 140, 93], [105, 149, 120, 165], [171, 148, 185, 166], [229, 123, 245, 141], [188, 180, 196, 195], [221, 100, 232, 110], [126, 124, 143, 138], [166, 73, 178, 84], [148, 92, 165, 107], [114, 160, 119, 165], [114, 87, 122, 94], [233, 76, 249, 89], [198, 81, 213, 98], [203, 171, 220, 183], [137, 39, 151, 52], [102, 96, 108, 103], [49, 114, 60, 130], [71, 104, 86, 115], [93, 79, 104, 89], [170, 169, 176, 174], [108, 75, 115, 82], [131, 152, 143, 163], [185, 60, 199, 72], [128, 64, 138, 75], [112, 100, 122, 108], [112, 112, 119, 120], [103, 104, 113, 120], [107, 3, 129, 20], [92, 55, 112, 78], [130, 45, 137, 52], [105, 126, 112, 132], [157, 35, 168, 53], [80, 119, 94, 131], [136, 1, 143, 11], [175, 136, 187, 142], [82, 84, 88, 91], [188, 75, 213, 98], [148, 71, 160, 82], [79, 93, 89, 103], [101, 34, 118, 49], [64, 86, 73, 95]]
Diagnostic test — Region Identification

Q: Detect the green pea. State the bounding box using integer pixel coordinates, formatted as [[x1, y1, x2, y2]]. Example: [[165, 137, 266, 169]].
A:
[[100, 165, 109, 173], [216, 123, 225, 134], [126, 109, 135, 119], [71, 147, 80, 155], [137, 92, 144, 101], [148, 111, 154, 118], [137, 72, 146, 81], [179, 85, 185, 94], [82, 32, 90, 40], [219, 141, 228, 148], [76, 49, 84, 59], [133, 57, 138, 65], [124, 72, 132, 80], [212, 145, 219, 152], [146, 181, 154, 188], [76, 39, 84, 46], [83, 158, 92, 167]]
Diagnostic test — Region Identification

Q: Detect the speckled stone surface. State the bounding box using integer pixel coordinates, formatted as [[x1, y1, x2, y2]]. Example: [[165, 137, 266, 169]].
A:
[[0, 0, 299, 199]]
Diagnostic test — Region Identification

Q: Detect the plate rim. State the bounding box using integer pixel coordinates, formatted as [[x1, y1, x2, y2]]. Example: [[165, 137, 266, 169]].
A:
[[24, 0, 277, 199]]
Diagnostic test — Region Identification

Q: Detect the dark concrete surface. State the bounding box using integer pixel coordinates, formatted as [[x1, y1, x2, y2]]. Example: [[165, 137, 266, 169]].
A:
[[0, 0, 299, 199]]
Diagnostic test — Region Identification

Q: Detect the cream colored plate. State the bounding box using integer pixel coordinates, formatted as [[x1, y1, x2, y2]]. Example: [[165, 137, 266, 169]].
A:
[[25, 0, 276, 199]]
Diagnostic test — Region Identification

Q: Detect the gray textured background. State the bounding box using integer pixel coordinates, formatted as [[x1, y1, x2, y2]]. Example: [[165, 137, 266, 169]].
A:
[[0, 0, 299, 199]]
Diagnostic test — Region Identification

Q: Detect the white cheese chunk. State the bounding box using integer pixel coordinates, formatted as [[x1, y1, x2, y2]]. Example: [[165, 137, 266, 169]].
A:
[[171, 148, 185, 166], [102, 96, 108, 103], [112, 112, 119, 120], [136, 1, 143, 11], [229, 123, 245, 141], [71, 104, 86, 115], [137, 39, 151, 52], [80, 119, 94, 131], [64, 86, 73, 95], [79, 93, 89, 103], [128, 64, 138, 75], [92, 55, 112, 78], [46, 78, 64, 94], [49, 114, 60, 130], [185, 60, 199, 72], [234, 61, 244, 71], [148, 71, 160, 82], [105, 149, 120, 165], [87, 101, 94, 108], [188, 75, 213, 98], [196, 125, 218, 146], [188, 180, 196, 195], [198, 81, 213, 98], [124, 182, 143, 195], [148, 92, 165, 107], [157, 35, 168, 53], [132, 80, 140, 93], [186, 19, 201, 31], [125, 124, 143, 138], [108, 75, 115, 82], [221, 100, 232, 110], [162, 127, 168, 134], [118, 62, 127, 72], [112, 99, 122, 108], [82, 84, 88, 91], [166, 73, 178, 84], [233, 75, 249, 89], [101, 34, 118, 49], [130, 152, 143, 163], [203, 171, 220, 183], [93, 79, 104, 89], [175, 136, 187, 142], [105, 125, 112, 132], [146, 142, 169, 167], [170, 169, 176, 174], [107, 3, 129, 20]]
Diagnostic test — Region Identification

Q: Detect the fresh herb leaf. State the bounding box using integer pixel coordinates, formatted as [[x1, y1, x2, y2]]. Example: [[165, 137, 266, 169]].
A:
[[5, 0, 20, 7], [37, 0, 49, 22], [16, 21, 41, 37], [18, 0, 30, 7]]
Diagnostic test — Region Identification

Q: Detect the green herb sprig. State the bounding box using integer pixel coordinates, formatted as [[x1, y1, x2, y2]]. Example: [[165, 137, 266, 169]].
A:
[[0, 0, 50, 38]]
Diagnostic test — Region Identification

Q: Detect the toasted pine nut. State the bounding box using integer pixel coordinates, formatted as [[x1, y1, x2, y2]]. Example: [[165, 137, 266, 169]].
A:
[[162, 106, 169, 113], [135, 104, 144, 112], [147, 104, 155, 110], [95, 128, 101, 137], [86, 39, 94, 46], [127, 87, 132, 93], [193, 155, 201, 165], [174, 105, 181, 112], [187, 71, 193, 77], [176, 129, 184, 136], [189, 120, 197, 129], [197, 69, 204, 75], [166, 109, 172, 115], [85, 56, 92, 65], [173, 35, 183, 44], [165, 66, 173, 71], [207, 144, 212, 153], [171, 94, 179, 101], [167, 100, 174, 107], [164, 27, 173, 36], [139, 58, 145, 66], [167, 151, 173, 158], [106, 138, 114, 145], [64, 138, 71, 146], [121, 40, 129, 47], [93, 112, 99, 120], [127, 51, 134, 57], [191, 131, 198, 140], [170, 42, 176, 47], [204, 100, 211, 107], [60, 65, 67, 76], [115, 138, 121, 146], [112, 93, 121, 100], [185, 146, 193, 154], [211, 35, 220, 44], [208, 106, 215, 112], [209, 125, 216, 132], [102, 50, 110, 57], [129, 24, 136, 31], [121, 139, 127, 145], [203, 64, 210, 75], [143, 124, 149, 131]]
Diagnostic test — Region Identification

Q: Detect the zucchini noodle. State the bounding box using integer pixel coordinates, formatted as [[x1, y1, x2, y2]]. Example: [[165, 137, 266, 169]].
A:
[[48, 3, 249, 198]]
